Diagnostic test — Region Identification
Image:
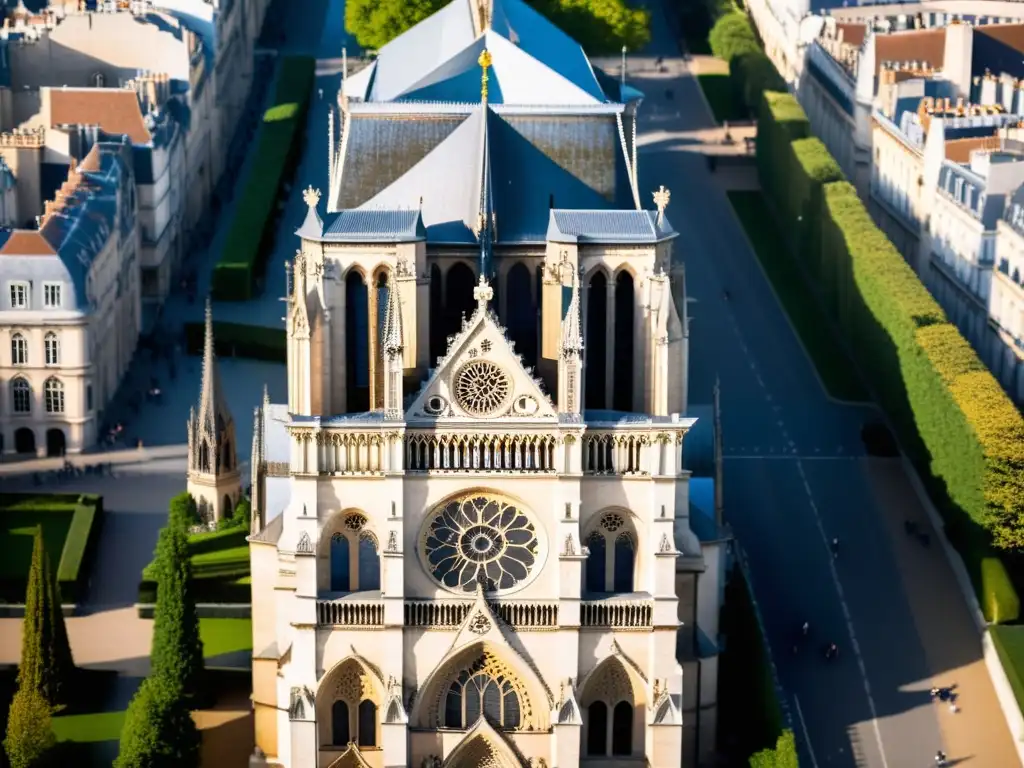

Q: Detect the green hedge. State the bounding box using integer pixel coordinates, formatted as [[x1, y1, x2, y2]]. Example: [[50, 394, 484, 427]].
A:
[[991, 625, 1024, 714], [708, 11, 784, 115], [786, 138, 843, 278], [0, 494, 104, 604], [212, 55, 315, 302], [138, 528, 250, 606], [756, 92, 809, 205], [815, 182, 1023, 623], [183, 320, 286, 363]]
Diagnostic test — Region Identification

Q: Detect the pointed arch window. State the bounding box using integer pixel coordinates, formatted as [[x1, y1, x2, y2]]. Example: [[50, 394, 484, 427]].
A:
[[11, 378, 31, 413], [331, 700, 350, 745], [327, 514, 380, 593], [585, 512, 636, 594], [357, 700, 377, 747], [444, 668, 522, 730], [612, 701, 634, 755], [11, 333, 27, 365], [586, 701, 608, 755], [44, 332, 60, 366], [44, 378, 64, 414]]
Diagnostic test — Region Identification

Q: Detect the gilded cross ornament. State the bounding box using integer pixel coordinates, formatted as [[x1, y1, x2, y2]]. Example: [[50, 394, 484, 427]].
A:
[[478, 49, 492, 101], [302, 185, 321, 209], [653, 185, 671, 218]]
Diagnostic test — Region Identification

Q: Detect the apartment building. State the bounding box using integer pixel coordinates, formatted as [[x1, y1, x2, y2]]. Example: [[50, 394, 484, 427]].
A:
[[992, 194, 1024, 402], [0, 139, 140, 457]]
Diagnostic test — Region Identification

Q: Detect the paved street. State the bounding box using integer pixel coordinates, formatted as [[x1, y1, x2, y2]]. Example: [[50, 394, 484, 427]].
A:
[[630, 2, 1020, 766]]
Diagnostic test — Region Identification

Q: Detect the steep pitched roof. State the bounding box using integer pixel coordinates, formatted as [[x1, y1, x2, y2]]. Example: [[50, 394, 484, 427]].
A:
[[0, 231, 56, 256], [48, 88, 151, 145], [344, 0, 606, 105], [874, 29, 946, 77]]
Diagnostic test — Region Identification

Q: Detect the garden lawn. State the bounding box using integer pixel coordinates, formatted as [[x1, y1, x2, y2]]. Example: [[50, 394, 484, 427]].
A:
[[992, 625, 1024, 714], [200, 618, 253, 659], [698, 73, 746, 123], [52, 710, 127, 743], [0, 509, 74, 581], [727, 190, 869, 402]]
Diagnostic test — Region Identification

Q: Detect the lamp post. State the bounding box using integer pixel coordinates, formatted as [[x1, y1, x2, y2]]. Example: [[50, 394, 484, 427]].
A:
[[621, 45, 627, 87]]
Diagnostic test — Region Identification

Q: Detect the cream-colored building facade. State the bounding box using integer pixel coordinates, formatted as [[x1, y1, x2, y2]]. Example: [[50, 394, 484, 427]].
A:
[[0, 139, 139, 456], [244, 2, 726, 766], [989, 200, 1024, 402]]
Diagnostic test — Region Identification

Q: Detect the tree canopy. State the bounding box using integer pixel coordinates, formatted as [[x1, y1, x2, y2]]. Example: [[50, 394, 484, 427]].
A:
[[4, 688, 56, 768], [149, 525, 204, 701], [18, 528, 74, 707], [114, 677, 200, 768], [345, 0, 649, 56]]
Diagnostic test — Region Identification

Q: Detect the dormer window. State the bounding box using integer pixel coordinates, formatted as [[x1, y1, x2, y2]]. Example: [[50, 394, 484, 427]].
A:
[[9, 282, 28, 309], [91, 73, 105, 88], [43, 282, 62, 309]]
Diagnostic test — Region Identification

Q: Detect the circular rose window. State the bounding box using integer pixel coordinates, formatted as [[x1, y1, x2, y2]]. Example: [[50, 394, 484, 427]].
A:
[[453, 360, 512, 417], [421, 494, 540, 593]]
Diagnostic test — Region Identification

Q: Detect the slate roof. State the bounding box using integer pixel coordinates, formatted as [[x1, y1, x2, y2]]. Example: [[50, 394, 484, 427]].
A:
[[321, 210, 427, 242], [937, 161, 1009, 229], [344, 0, 606, 105], [0, 141, 132, 312], [547, 210, 675, 244], [333, 105, 633, 243], [48, 88, 152, 145]]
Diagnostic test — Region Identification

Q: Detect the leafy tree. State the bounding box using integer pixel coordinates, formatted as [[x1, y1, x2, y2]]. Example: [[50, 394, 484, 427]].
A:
[[345, 0, 649, 56], [18, 528, 74, 706], [749, 729, 798, 768], [216, 497, 251, 531], [529, 0, 650, 55], [168, 493, 198, 532], [4, 688, 56, 768], [149, 526, 204, 701], [345, 0, 447, 50], [114, 677, 200, 768]]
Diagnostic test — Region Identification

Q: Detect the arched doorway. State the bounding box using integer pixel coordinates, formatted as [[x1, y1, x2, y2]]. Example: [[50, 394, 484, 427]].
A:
[[505, 263, 536, 369], [346, 270, 369, 411], [14, 428, 35, 455], [430, 263, 444, 363], [445, 262, 476, 342], [586, 272, 607, 410], [45, 428, 66, 458], [613, 271, 635, 411]]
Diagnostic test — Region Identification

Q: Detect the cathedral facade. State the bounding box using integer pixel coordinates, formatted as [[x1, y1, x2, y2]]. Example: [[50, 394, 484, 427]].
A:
[[246, 1, 726, 766]]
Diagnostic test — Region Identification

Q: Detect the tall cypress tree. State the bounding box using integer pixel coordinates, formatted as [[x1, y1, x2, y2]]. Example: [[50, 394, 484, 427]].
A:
[[18, 527, 75, 706], [149, 524, 204, 701], [114, 677, 200, 768]]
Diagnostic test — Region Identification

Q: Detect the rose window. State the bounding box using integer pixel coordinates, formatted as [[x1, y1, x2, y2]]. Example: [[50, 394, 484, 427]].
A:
[[453, 360, 512, 417], [422, 494, 539, 593]]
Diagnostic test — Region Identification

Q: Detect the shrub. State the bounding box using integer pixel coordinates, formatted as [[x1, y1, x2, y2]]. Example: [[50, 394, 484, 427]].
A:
[[4, 688, 55, 768], [54, 495, 103, 603], [529, 0, 651, 54], [18, 529, 74, 707], [983, 557, 1021, 625], [114, 677, 200, 768], [182, 320, 286, 363], [756, 92, 809, 209], [708, 11, 758, 62], [150, 526, 205, 701], [212, 56, 315, 301], [786, 138, 843, 276], [730, 51, 785, 113], [749, 729, 799, 768], [218, 499, 251, 532], [168, 493, 198, 533]]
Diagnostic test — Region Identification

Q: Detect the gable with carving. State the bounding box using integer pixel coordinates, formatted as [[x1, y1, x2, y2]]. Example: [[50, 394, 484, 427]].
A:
[[406, 302, 556, 424]]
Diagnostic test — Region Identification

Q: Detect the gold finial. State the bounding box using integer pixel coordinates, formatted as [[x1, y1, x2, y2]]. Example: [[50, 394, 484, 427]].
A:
[[653, 186, 671, 223], [302, 186, 321, 209], [473, 275, 494, 308], [478, 49, 492, 102]]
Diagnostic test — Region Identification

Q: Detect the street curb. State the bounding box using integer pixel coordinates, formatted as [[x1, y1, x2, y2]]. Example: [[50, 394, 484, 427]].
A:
[[900, 455, 1024, 767]]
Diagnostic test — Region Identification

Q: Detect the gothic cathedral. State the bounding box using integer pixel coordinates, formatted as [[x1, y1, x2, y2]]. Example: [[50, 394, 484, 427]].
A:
[[246, 1, 726, 766]]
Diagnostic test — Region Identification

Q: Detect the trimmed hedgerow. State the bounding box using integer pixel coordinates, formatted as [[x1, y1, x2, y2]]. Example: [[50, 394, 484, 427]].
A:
[[786, 138, 843, 278], [756, 92, 810, 208], [730, 51, 786, 113]]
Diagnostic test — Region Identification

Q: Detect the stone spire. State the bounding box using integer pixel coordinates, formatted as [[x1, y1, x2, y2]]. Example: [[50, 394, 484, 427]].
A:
[[560, 268, 584, 358], [382, 274, 404, 357], [186, 298, 239, 522]]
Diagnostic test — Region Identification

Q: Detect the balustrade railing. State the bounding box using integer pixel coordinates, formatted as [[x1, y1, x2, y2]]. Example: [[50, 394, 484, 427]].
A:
[[580, 600, 653, 629], [406, 433, 557, 473], [583, 431, 651, 475], [316, 432, 385, 474], [316, 600, 384, 627], [404, 600, 559, 629]]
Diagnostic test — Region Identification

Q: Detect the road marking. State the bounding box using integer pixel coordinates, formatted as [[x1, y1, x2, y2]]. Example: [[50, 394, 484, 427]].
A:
[[795, 460, 890, 768], [793, 694, 819, 768]]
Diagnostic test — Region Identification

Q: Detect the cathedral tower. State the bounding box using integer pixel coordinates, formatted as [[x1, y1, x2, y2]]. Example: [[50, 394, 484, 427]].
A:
[[186, 298, 240, 522]]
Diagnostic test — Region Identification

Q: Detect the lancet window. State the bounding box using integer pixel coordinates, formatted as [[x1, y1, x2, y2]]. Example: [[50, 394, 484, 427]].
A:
[[444, 667, 522, 730], [406, 433, 556, 472], [583, 660, 637, 757], [326, 661, 378, 748], [585, 512, 636, 594], [328, 513, 381, 593]]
